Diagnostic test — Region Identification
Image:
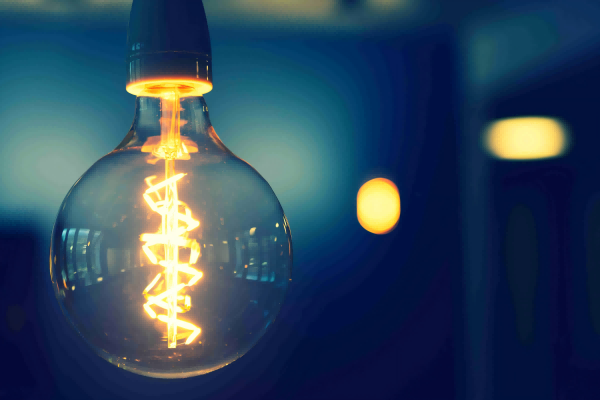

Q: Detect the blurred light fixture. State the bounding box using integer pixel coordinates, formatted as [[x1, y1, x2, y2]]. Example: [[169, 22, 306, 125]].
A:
[[49, 0, 292, 378], [357, 178, 400, 234], [484, 117, 569, 160]]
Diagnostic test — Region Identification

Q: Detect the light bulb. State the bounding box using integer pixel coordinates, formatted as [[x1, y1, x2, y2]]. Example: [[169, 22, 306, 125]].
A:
[[49, 0, 292, 378]]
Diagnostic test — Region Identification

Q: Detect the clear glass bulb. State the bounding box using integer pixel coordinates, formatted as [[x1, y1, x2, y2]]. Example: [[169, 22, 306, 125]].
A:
[[49, 86, 292, 378]]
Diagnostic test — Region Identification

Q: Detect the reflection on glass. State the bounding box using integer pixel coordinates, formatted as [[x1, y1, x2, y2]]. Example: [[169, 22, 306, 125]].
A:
[[66, 229, 76, 282], [91, 231, 103, 277]]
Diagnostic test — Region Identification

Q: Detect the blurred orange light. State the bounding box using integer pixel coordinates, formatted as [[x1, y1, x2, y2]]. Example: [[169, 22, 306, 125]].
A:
[[484, 117, 569, 160], [357, 178, 400, 235]]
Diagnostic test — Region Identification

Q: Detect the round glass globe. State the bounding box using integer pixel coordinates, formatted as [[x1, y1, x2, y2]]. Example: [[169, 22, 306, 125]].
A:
[[50, 93, 292, 378]]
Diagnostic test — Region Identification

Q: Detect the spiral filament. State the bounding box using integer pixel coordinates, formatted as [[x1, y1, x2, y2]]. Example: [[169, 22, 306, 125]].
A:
[[141, 172, 203, 348]]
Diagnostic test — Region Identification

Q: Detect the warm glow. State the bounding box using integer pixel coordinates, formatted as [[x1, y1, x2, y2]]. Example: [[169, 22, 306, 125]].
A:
[[141, 171, 203, 347], [126, 78, 213, 97], [357, 178, 400, 235], [140, 86, 203, 348], [484, 117, 569, 160]]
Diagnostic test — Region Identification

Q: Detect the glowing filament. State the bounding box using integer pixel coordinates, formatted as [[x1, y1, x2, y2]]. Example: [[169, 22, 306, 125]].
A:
[[141, 171, 203, 348]]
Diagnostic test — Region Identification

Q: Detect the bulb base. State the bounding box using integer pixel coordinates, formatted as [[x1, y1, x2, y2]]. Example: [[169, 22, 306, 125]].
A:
[[126, 53, 212, 97], [126, 0, 213, 96]]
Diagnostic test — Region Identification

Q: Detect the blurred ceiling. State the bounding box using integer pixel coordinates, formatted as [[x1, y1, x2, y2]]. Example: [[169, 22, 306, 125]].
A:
[[465, 0, 600, 93], [0, 0, 433, 33], [3, 0, 600, 91]]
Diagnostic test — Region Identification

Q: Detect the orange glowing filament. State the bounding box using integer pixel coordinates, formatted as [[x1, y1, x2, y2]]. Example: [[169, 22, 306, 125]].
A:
[[141, 173, 203, 347], [140, 87, 202, 348]]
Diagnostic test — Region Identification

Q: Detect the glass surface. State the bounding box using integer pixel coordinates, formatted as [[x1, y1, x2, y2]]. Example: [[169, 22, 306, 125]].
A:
[[50, 90, 292, 378]]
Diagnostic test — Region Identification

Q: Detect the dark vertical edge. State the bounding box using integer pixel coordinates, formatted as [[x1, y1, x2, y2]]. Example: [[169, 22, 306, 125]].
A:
[[458, 42, 491, 400]]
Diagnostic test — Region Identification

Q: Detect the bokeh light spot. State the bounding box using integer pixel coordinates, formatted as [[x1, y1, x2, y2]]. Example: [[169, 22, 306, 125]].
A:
[[357, 178, 400, 235], [484, 117, 569, 160]]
